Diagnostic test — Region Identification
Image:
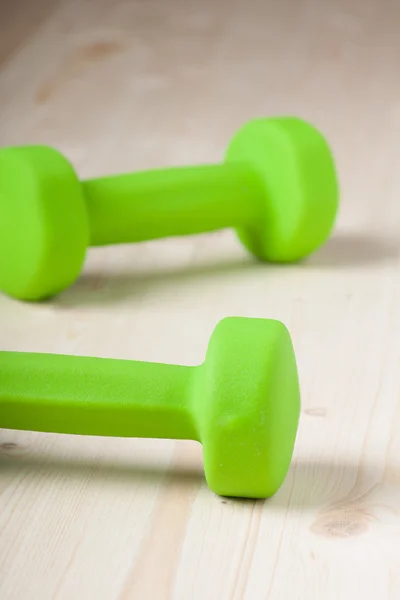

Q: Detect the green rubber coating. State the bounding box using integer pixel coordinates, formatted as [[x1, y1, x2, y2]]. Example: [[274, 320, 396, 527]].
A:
[[0, 317, 300, 498], [0, 117, 338, 300], [0, 146, 89, 300], [84, 164, 263, 246], [226, 117, 339, 262]]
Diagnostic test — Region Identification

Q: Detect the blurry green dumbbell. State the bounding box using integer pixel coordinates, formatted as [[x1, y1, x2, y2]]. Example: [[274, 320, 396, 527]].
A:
[[0, 117, 338, 300], [0, 317, 300, 498]]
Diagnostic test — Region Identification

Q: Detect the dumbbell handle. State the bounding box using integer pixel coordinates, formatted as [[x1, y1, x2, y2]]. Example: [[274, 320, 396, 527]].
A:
[[0, 352, 199, 440], [83, 163, 263, 246]]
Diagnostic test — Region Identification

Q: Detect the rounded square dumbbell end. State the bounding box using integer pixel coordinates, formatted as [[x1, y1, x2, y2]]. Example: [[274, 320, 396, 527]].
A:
[[0, 145, 89, 300], [197, 316, 301, 498], [226, 117, 339, 263]]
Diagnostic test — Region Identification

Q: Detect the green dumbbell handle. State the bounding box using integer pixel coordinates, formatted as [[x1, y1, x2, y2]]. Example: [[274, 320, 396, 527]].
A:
[[0, 351, 198, 440], [84, 163, 263, 246]]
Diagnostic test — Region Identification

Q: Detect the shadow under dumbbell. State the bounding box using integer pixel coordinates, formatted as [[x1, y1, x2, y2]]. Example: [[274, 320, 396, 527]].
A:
[[275, 457, 382, 509], [53, 231, 399, 308], [0, 438, 384, 512], [306, 231, 399, 268], [0, 441, 205, 489], [223, 456, 387, 533], [55, 255, 266, 308]]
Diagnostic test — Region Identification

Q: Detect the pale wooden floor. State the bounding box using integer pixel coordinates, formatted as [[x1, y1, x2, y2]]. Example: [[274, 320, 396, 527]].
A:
[[1, 0, 400, 598]]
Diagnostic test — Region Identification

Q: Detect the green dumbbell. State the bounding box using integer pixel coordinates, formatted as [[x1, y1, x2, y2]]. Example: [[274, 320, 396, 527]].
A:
[[0, 117, 338, 301], [0, 317, 300, 498]]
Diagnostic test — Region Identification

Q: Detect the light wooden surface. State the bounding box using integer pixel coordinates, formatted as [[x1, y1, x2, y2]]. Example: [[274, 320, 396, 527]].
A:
[[1, 0, 400, 598]]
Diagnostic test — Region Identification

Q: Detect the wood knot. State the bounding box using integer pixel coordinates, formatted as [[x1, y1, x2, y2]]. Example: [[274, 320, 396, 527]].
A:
[[310, 505, 376, 538]]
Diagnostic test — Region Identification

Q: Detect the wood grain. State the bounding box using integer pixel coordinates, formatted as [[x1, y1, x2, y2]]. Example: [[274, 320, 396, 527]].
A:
[[0, 0, 61, 67], [1, 0, 400, 598]]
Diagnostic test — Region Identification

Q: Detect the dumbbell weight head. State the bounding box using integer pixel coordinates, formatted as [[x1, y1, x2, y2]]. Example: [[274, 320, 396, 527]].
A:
[[226, 117, 338, 262], [0, 146, 89, 300], [198, 317, 300, 497]]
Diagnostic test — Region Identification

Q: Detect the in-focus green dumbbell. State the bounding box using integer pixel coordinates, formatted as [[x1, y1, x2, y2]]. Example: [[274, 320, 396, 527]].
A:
[[0, 317, 300, 498], [0, 117, 338, 301]]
